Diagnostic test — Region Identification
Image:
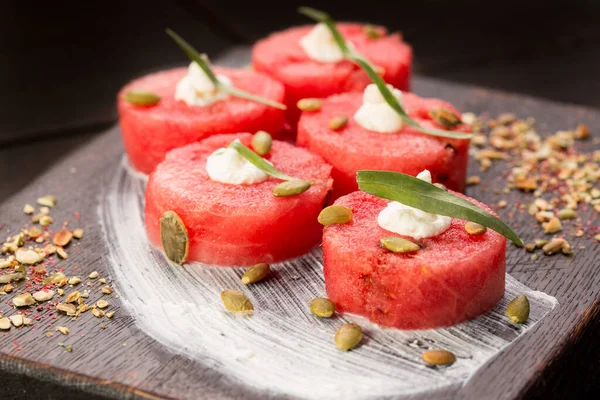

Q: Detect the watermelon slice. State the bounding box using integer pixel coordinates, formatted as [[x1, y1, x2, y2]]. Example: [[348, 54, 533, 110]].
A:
[[297, 91, 471, 199], [118, 67, 285, 174], [322, 191, 506, 330], [145, 133, 333, 266], [252, 23, 412, 131]]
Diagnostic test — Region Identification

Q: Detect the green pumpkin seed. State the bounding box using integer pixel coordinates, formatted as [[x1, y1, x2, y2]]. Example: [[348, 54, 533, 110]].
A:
[[380, 237, 420, 253], [429, 108, 462, 129], [297, 98, 322, 112], [125, 90, 161, 106], [465, 221, 487, 235], [160, 211, 189, 265], [252, 131, 272, 156], [364, 24, 381, 39], [241, 263, 270, 284], [335, 323, 363, 351], [506, 295, 530, 324], [221, 290, 254, 314], [272, 180, 311, 197], [329, 115, 348, 131], [310, 298, 335, 318], [318, 205, 353, 226], [422, 349, 456, 366], [557, 208, 577, 220]]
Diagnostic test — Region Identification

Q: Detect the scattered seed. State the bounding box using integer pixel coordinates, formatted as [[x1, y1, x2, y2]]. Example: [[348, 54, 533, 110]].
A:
[[318, 205, 353, 226], [56, 247, 68, 259], [53, 230, 73, 247], [466, 176, 481, 186], [96, 300, 109, 309], [57, 288, 65, 296], [98, 278, 106, 284], [575, 123, 590, 139], [0, 273, 25, 284], [23, 317, 32, 326], [88, 271, 99, 279], [33, 290, 55, 302], [92, 308, 104, 318], [364, 24, 381, 39], [506, 295, 530, 323], [37, 195, 57, 208], [39, 206, 50, 216], [380, 237, 420, 253], [310, 298, 335, 318], [124, 89, 161, 106], [101, 286, 113, 295], [524, 242, 536, 252], [542, 217, 563, 234], [56, 326, 70, 335], [68, 276, 81, 285], [328, 115, 349, 131], [251, 131, 272, 156], [465, 221, 487, 236], [335, 323, 363, 351], [9, 315, 24, 327], [534, 239, 548, 248], [106, 311, 115, 319], [514, 177, 537, 191], [272, 180, 312, 197], [594, 234, 600, 242], [72, 228, 84, 239], [422, 349, 456, 366], [297, 98, 322, 112], [0, 318, 10, 330], [23, 204, 35, 215], [498, 200, 507, 208], [429, 108, 462, 129], [561, 241, 574, 256], [13, 293, 35, 307], [3, 284, 14, 293], [65, 291, 81, 303], [160, 211, 189, 265], [15, 248, 44, 265], [44, 272, 67, 285], [0, 256, 15, 269], [65, 344, 73, 353], [44, 244, 56, 255], [557, 208, 577, 220], [542, 238, 566, 255], [39, 215, 53, 226], [221, 290, 254, 314], [56, 303, 77, 315], [241, 263, 270, 285]]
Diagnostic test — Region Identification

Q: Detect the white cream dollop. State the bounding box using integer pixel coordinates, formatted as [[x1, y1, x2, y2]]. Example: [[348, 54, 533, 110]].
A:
[[377, 170, 452, 239], [299, 23, 347, 63], [354, 83, 405, 133], [175, 62, 232, 106], [206, 140, 268, 185]]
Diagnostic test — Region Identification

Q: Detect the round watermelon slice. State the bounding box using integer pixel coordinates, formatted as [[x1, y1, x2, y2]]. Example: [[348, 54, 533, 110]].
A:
[[322, 191, 506, 330], [252, 23, 412, 131], [297, 91, 471, 199], [118, 67, 285, 174], [145, 133, 333, 266]]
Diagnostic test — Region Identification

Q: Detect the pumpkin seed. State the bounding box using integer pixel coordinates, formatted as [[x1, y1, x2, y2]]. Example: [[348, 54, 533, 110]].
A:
[[310, 298, 335, 318], [465, 221, 487, 235], [9, 315, 24, 327], [272, 180, 311, 197], [33, 290, 55, 302], [335, 323, 363, 351], [251, 131, 272, 156], [57, 303, 77, 315], [380, 237, 420, 253], [557, 208, 576, 220], [329, 115, 348, 131], [297, 98, 322, 112], [318, 205, 353, 226], [160, 210, 189, 265], [241, 263, 270, 284], [364, 24, 381, 39], [88, 271, 99, 279], [53, 230, 73, 247], [101, 286, 113, 294], [73, 228, 84, 239], [422, 349, 456, 365], [15, 248, 44, 265], [506, 295, 530, 324], [37, 194, 57, 208], [221, 290, 254, 314], [13, 293, 35, 307], [429, 108, 462, 129], [0, 318, 10, 330], [125, 89, 161, 106]]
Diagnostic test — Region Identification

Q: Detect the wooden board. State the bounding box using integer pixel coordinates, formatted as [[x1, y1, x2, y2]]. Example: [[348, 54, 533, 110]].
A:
[[1, 49, 599, 399]]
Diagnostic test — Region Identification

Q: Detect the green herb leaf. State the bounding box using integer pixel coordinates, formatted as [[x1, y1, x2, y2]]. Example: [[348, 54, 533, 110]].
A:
[[228, 140, 309, 185], [298, 7, 471, 140], [166, 29, 286, 110], [356, 170, 523, 246]]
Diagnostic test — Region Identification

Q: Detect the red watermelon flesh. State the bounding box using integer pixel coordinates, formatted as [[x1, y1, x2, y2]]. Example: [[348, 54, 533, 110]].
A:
[[252, 23, 412, 130], [297, 91, 471, 199], [322, 191, 506, 330], [118, 67, 285, 174], [145, 133, 333, 266]]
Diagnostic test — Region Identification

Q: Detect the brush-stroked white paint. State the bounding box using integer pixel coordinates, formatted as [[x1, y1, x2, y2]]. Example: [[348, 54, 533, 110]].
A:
[[99, 157, 557, 399]]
